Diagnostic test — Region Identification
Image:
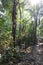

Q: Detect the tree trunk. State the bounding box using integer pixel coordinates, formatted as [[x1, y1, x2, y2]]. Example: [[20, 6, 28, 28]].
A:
[[12, 0, 17, 47], [33, 17, 37, 44]]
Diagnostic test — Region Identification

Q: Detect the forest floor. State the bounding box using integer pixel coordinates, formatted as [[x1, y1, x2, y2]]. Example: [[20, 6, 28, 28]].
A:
[[0, 43, 43, 65], [17, 43, 43, 65]]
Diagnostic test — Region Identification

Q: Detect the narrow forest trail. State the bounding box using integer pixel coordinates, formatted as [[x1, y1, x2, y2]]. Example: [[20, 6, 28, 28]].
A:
[[17, 43, 43, 65]]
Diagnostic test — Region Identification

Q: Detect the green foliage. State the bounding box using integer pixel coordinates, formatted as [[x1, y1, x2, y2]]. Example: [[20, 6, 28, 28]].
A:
[[0, 47, 19, 64], [0, 0, 12, 47], [1, 0, 13, 11]]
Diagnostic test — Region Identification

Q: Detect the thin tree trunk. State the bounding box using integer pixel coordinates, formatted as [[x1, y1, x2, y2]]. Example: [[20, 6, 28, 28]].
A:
[[18, 0, 21, 37], [12, 0, 17, 47], [18, 0, 22, 50], [33, 17, 37, 44]]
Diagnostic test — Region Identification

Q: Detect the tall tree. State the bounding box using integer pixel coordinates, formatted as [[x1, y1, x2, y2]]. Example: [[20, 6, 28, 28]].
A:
[[12, 0, 17, 47]]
